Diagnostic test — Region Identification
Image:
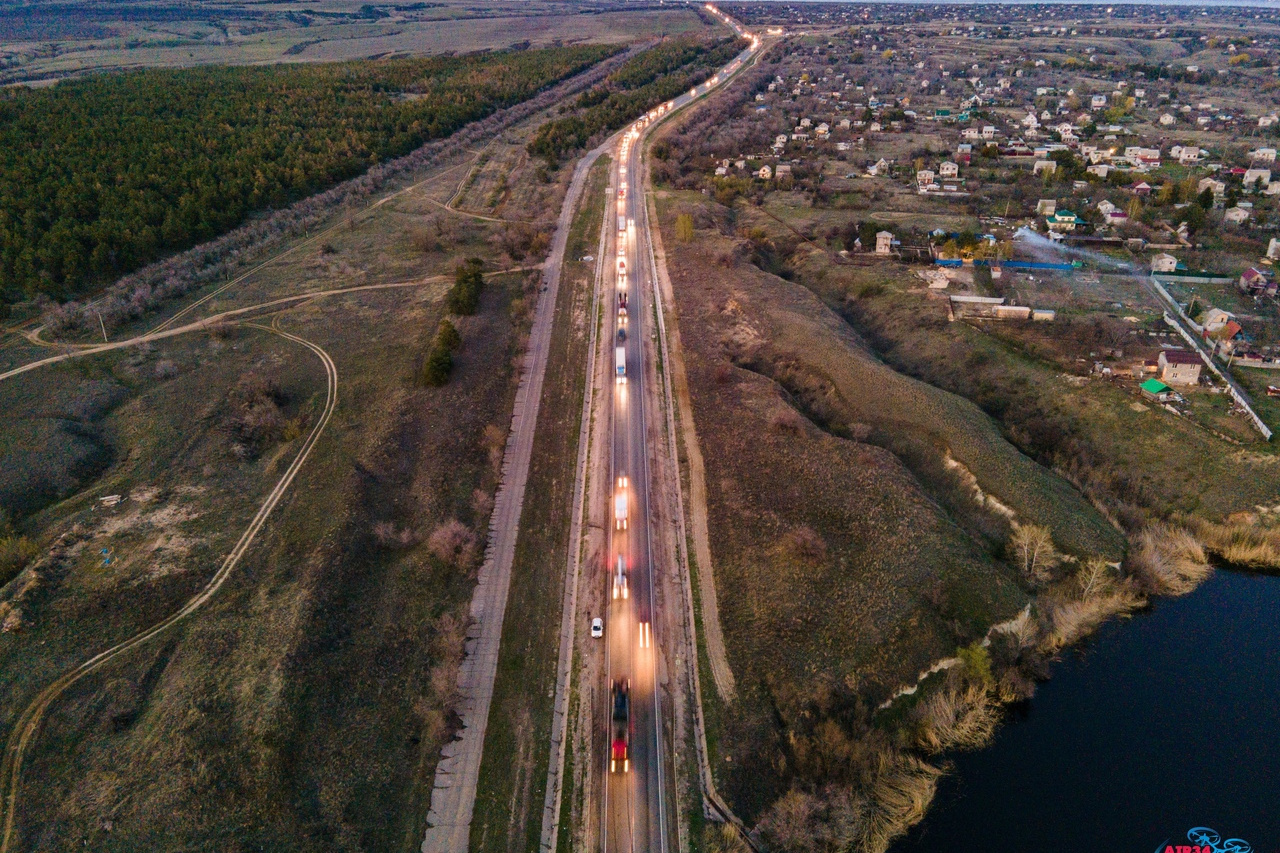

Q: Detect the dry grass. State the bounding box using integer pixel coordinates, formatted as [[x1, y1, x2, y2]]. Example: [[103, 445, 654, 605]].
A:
[[862, 754, 945, 853], [1040, 588, 1144, 651], [909, 682, 1000, 755], [1183, 512, 1280, 571], [1126, 522, 1213, 595]]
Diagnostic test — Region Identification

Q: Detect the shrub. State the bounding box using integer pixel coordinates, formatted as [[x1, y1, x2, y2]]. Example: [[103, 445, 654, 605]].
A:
[[756, 786, 870, 853], [421, 318, 462, 387], [227, 372, 286, 457], [781, 525, 828, 565], [769, 407, 807, 435], [0, 534, 39, 589], [372, 521, 418, 549], [447, 258, 485, 315], [956, 641, 994, 688], [427, 519, 479, 571], [436, 318, 461, 353], [675, 213, 695, 243], [421, 347, 453, 387]]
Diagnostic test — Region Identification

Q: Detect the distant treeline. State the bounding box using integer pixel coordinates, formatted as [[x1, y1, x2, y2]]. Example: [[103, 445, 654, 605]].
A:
[[527, 35, 744, 164], [0, 44, 617, 301]]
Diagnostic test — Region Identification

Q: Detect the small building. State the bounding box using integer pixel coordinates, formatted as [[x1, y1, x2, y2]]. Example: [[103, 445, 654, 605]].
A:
[[757, 164, 773, 180], [1244, 168, 1272, 188], [1250, 147, 1277, 163], [939, 161, 959, 178], [875, 230, 895, 255], [1224, 206, 1251, 225], [1159, 113, 1177, 126], [1267, 237, 1280, 261], [1033, 159, 1057, 176], [1140, 378, 1173, 401], [1200, 307, 1232, 333], [1090, 94, 1108, 109], [1047, 210, 1080, 232], [917, 169, 936, 187], [1036, 199, 1057, 216], [1239, 267, 1277, 297], [775, 164, 792, 178], [1198, 177, 1226, 197], [1158, 350, 1203, 385], [1151, 253, 1179, 273]]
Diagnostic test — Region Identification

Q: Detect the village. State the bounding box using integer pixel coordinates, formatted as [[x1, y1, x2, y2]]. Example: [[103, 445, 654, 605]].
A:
[[679, 4, 1280, 439]]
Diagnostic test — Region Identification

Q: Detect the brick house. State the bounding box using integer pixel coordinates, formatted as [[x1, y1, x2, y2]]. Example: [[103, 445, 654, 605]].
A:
[[1158, 350, 1203, 385]]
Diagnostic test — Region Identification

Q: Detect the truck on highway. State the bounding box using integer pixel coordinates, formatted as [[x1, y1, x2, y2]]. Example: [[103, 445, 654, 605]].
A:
[[611, 678, 630, 773], [614, 475, 628, 529], [615, 345, 626, 385]]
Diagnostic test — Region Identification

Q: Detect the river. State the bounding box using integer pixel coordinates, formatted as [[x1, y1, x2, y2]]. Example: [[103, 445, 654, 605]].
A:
[[896, 568, 1280, 852]]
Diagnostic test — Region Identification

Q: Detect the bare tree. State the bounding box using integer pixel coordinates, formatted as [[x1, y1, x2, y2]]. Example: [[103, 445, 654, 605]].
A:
[[1008, 523, 1060, 585]]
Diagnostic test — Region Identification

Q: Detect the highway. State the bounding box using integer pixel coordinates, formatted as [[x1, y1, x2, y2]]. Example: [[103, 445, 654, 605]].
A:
[[601, 9, 759, 852]]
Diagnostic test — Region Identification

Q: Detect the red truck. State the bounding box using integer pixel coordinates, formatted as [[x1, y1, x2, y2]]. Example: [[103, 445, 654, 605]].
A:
[[610, 678, 630, 773]]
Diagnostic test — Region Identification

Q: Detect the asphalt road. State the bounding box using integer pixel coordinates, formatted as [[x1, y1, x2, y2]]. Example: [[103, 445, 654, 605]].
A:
[[603, 13, 759, 851]]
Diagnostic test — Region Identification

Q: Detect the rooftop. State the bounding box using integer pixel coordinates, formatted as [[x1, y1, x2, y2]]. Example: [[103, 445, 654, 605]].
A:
[[1141, 378, 1171, 395]]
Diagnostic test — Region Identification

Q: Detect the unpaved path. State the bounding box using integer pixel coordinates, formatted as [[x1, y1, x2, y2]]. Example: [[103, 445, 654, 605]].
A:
[[419, 137, 604, 853], [536, 139, 612, 853], [0, 322, 339, 853], [0, 267, 538, 385]]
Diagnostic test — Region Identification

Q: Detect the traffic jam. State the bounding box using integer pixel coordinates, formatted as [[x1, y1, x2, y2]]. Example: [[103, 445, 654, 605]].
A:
[[600, 10, 758, 782]]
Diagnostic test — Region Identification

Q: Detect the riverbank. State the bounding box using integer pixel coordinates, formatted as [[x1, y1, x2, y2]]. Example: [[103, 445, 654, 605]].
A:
[[894, 566, 1280, 851]]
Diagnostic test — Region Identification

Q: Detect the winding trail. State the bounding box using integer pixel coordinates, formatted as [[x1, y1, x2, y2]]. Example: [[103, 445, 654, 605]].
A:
[[0, 322, 339, 853], [0, 266, 539, 385]]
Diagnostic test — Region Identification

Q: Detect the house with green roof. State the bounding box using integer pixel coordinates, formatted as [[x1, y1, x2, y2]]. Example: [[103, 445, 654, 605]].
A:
[[1047, 210, 1081, 232], [1140, 378, 1172, 401]]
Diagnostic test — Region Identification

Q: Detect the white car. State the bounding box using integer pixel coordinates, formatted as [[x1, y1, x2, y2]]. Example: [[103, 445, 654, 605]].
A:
[[591, 617, 604, 639]]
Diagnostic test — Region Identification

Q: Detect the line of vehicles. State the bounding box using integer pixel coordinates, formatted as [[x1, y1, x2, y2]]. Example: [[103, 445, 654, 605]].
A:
[[598, 21, 759, 788]]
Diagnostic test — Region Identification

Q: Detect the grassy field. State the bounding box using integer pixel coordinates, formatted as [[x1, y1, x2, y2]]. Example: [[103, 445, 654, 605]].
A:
[[0, 88, 584, 850], [468, 153, 609, 853], [653, 189, 1068, 821], [1, 4, 708, 85]]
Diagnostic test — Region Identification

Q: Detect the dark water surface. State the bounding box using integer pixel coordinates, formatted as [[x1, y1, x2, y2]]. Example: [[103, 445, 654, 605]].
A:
[[896, 569, 1280, 853]]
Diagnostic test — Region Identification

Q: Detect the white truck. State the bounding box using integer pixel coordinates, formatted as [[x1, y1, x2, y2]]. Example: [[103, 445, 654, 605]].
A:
[[615, 346, 626, 384], [614, 476, 628, 530]]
